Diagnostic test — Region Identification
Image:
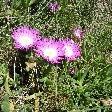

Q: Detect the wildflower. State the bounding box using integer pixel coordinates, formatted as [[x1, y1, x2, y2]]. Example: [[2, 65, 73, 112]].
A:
[[34, 38, 64, 63], [73, 27, 84, 39], [61, 38, 81, 61], [11, 25, 41, 49], [48, 1, 60, 12]]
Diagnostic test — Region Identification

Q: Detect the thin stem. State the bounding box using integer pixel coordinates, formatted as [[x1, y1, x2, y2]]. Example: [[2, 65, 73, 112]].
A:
[[13, 56, 16, 82], [54, 66, 58, 109]]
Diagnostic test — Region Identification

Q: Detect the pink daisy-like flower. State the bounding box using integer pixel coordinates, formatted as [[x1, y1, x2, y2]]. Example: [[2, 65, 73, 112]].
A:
[[11, 25, 41, 49], [34, 38, 64, 63], [61, 38, 81, 61], [73, 27, 84, 39], [48, 1, 60, 12]]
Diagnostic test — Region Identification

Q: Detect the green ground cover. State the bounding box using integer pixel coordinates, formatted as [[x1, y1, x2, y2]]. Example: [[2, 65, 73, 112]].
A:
[[0, 0, 112, 111]]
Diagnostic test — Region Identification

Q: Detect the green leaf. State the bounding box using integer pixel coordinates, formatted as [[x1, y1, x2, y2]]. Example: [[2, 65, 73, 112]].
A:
[[26, 0, 32, 6], [0, 75, 4, 85], [15, 0, 21, 8], [20, 0, 25, 5], [4, 75, 11, 95], [1, 94, 10, 112], [97, 108, 101, 112], [29, 0, 36, 6], [40, 77, 53, 85]]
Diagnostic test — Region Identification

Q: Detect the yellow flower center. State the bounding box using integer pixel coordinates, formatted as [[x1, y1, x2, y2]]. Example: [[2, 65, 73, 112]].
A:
[[19, 35, 33, 47], [44, 48, 57, 59]]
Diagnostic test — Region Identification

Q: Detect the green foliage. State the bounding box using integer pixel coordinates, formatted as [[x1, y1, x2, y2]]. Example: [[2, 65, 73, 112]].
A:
[[0, 0, 112, 111], [1, 94, 10, 112]]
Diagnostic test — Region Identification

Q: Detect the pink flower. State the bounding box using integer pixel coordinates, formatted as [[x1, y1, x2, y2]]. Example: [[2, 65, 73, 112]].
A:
[[34, 38, 64, 63], [11, 25, 41, 50], [48, 1, 60, 12], [61, 38, 81, 61], [73, 27, 84, 39]]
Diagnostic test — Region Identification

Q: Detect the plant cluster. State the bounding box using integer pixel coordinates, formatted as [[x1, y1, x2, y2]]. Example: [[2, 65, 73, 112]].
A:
[[0, 0, 112, 112]]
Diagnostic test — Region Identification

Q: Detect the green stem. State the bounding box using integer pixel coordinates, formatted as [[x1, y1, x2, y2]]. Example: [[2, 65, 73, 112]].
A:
[[4, 74, 11, 95], [54, 66, 58, 109]]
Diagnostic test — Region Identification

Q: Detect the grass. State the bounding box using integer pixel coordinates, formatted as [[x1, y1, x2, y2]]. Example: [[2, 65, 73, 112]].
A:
[[0, 0, 112, 112]]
